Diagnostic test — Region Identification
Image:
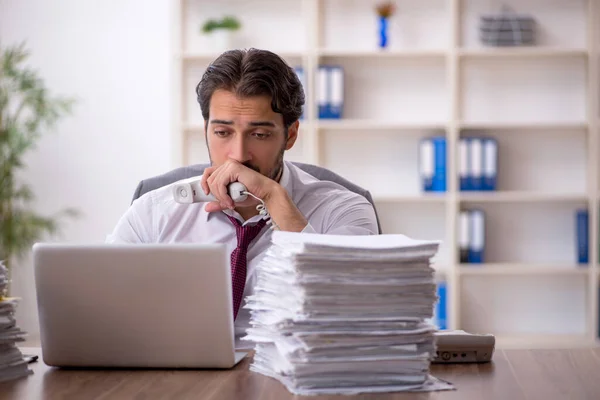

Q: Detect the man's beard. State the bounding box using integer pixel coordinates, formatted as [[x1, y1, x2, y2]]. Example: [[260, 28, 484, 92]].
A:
[[206, 145, 286, 182], [241, 147, 284, 181]]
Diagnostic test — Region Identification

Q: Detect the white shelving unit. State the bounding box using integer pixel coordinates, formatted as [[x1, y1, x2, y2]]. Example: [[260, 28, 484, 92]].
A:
[[173, 0, 600, 348]]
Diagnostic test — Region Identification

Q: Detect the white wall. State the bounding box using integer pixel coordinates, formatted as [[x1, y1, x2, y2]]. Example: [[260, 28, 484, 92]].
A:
[[0, 0, 174, 342]]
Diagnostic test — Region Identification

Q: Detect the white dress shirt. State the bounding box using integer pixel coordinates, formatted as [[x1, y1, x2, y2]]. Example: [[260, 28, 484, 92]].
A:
[[106, 161, 379, 348]]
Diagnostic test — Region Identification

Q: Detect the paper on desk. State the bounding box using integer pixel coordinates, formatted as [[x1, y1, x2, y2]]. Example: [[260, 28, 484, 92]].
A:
[[243, 232, 454, 394], [0, 262, 32, 383], [0, 359, 33, 383], [249, 343, 453, 395]]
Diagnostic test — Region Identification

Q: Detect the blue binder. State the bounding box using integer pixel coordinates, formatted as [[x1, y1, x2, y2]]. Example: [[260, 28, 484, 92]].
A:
[[435, 281, 447, 330], [316, 65, 344, 119], [459, 210, 470, 263], [459, 138, 470, 191], [432, 136, 446, 192], [576, 208, 589, 264], [468, 209, 485, 263], [419, 138, 434, 191], [482, 138, 498, 191]]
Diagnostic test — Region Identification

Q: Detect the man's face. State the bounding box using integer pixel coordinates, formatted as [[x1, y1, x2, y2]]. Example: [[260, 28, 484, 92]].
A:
[[205, 89, 298, 181]]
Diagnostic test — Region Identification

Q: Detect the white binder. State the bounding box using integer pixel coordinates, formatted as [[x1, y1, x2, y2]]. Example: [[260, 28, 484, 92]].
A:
[[483, 138, 497, 190], [317, 66, 329, 118], [469, 138, 483, 191], [329, 66, 344, 119], [469, 209, 485, 263], [419, 139, 434, 191]]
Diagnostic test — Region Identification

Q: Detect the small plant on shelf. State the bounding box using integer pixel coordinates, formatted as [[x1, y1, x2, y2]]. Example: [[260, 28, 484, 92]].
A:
[[200, 16, 242, 52], [375, 1, 396, 49], [201, 16, 241, 35]]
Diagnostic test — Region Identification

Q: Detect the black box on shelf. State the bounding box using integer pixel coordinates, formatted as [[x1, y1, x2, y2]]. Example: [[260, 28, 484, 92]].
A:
[[479, 9, 536, 46]]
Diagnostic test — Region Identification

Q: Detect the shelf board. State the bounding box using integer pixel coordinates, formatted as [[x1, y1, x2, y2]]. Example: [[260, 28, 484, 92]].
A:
[[458, 47, 588, 59], [317, 49, 446, 59], [373, 194, 446, 203], [458, 263, 590, 276], [459, 121, 588, 131], [317, 120, 446, 131], [188, 121, 587, 133], [494, 333, 591, 349], [459, 191, 588, 203]]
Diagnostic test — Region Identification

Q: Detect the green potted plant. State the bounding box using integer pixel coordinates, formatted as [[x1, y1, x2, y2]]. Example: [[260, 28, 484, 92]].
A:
[[0, 42, 79, 296], [200, 15, 241, 51]]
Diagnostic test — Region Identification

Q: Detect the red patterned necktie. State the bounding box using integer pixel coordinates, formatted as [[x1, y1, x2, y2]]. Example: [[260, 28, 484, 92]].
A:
[[226, 215, 267, 320]]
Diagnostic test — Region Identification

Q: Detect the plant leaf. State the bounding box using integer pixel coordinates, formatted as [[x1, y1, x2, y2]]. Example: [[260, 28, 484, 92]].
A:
[[0, 41, 80, 275]]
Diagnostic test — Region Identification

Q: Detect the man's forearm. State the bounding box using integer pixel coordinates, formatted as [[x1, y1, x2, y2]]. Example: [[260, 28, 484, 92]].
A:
[[264, 183, 308, 232]]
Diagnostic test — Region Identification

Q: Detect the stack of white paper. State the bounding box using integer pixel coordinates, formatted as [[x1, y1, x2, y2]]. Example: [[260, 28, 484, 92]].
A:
[[242, 232, 454, 395], [0, 261, 33, 383]]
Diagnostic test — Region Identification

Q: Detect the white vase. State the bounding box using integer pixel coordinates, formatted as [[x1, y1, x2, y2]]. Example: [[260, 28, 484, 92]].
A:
[[210, 29, 234, 52]]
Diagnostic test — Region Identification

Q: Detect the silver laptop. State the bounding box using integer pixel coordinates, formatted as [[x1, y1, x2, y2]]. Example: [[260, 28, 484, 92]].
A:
[[32, 242, 248, 369]]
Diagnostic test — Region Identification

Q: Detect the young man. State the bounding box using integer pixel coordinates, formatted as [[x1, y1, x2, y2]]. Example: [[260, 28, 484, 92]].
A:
[[106, 48, 379, 346]]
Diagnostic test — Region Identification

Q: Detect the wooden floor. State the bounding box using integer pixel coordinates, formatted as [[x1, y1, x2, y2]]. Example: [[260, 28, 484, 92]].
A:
[[1, 348, 600, 399]]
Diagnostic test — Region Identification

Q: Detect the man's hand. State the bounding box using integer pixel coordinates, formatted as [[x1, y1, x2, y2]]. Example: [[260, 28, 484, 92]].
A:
[[200, 159, 275, 212], [200, 159, 308, 232]]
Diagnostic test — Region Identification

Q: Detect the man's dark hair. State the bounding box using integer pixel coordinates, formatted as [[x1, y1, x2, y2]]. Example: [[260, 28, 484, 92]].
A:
[[196, 48, 305, 129]]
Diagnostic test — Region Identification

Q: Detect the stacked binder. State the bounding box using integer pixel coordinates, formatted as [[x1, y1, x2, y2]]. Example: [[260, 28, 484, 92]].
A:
[[418, 136, 498, 193], [242, 232, 454, 395], [317, 65, 344, 119], [0, 261, 33, 382], [419, 136, 447, 192], [459, 209, 486, 264], [459, 137, 498, 191]]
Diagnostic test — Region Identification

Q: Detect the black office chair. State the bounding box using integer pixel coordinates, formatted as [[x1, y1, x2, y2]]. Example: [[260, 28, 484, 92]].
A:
[[131, 162, 382, 234]]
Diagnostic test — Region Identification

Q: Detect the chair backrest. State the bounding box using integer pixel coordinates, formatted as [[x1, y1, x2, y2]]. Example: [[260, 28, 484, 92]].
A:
[[131, 161, 382, 234]]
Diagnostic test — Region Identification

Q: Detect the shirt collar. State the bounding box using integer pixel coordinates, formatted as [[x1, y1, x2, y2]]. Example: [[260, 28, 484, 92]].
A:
[[205, 161, 293, 225]]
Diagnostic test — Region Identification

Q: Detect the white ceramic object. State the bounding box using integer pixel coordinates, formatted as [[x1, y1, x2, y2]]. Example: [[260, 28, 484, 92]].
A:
[[210, 29, 234, 52]]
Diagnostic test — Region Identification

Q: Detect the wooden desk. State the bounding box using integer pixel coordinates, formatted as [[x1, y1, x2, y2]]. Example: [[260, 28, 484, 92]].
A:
[[1, 348, 600, 399]]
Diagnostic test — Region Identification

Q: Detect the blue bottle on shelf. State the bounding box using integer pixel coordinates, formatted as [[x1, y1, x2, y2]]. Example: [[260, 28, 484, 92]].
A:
[[379, 16, 389, 49]]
